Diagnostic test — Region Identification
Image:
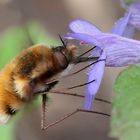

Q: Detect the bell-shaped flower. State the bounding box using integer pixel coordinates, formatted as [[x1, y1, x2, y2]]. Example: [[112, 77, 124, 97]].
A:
[[68, 19, 140, 110]]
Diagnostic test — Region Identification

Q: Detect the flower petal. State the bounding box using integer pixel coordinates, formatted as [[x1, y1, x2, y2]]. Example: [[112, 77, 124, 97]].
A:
[[104, 34, 140, 66], [68, 33, 103, 48], [90, 47, 102, 57], [84, 51, 106, 110], [69, 33, 140, 67], [69, 19, 101, 35], [111, 11, 131, 36], [129, 1, 140, 30], [122, 25, 135, 38], [68, 33, 118, 49]]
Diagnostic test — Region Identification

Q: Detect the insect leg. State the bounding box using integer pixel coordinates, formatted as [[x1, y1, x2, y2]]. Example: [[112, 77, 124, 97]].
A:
[[50, 79, 95, 93], [42, 108, 110, 131], [46, 59, 106, 84], [73, 56, 99, 63], [41, 94, 47, 130], [48, 90, 111, 104], [75, 46, 96, 59]]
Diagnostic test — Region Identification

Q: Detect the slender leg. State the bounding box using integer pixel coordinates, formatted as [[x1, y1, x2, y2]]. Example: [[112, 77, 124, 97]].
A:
[[42, 108, 110, 131], [75, 46, 96, 59], [41, 94, 47, 130], [46, 59, 106, 84], [39, 90, 111, 104], [50, 90, 111, 104]]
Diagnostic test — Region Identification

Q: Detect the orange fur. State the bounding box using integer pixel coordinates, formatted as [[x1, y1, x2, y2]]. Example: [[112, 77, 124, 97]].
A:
[[0, 44, 77, 124]]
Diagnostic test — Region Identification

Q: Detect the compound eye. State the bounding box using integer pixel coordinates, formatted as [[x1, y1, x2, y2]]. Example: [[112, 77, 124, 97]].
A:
[[6, 105, 18, 115]]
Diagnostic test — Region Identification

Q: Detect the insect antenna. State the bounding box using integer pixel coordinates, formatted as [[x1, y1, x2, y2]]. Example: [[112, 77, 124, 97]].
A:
[[58, 34, 67, 48]]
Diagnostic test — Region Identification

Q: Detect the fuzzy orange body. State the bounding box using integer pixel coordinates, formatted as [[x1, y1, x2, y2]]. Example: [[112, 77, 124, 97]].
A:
[[0, 44, 77, 124]]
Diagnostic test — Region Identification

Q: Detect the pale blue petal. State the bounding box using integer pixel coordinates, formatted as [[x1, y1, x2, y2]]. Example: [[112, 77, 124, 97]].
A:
[[69, 19, 101, 35], [90, 47, 102, 57], [111, 11, 131, 35], [129, 1, 140, 29], [68, 33, 104, 48], [104, 34, 140, 66], [123, 25, 135, 38], [84, 51, 106, 110], [84, 94, 94, 111], [68, 33, 117, 49], [69, 33, 140, 66]]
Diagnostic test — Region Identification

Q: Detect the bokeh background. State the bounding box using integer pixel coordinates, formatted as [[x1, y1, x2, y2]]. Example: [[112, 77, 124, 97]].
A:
[[0, 0, 137, 140]]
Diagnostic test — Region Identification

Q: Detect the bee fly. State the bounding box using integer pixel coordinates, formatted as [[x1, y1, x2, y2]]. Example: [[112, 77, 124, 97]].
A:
[[0, 34, 109, 130]]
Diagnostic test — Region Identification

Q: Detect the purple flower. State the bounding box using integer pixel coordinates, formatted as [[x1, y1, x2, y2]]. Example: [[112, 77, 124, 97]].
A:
[[128, 1, 140, 30], [118, 0, 140, 36], [85, 50, 106, 110], [111, 11, 134, 38], [68, 19, 140, 110]]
